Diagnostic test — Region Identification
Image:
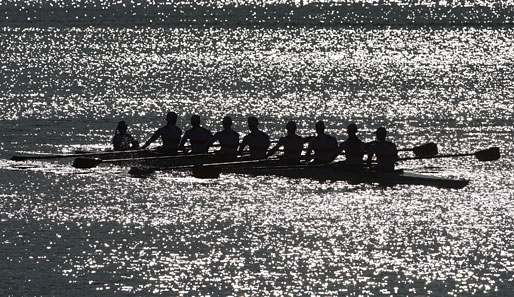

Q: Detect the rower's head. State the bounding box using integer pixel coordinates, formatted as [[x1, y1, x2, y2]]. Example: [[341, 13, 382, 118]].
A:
[[116, 121, 128, 134], [248, 116, 259, 131], [315, 120, 325, 135], [191, 115, 201, 128], [286, 121, 297, 134], [347, 123, 358, 137], [376, 127, 387, 141], [222, 116, 233, 130], [166, 112, 177, 125]]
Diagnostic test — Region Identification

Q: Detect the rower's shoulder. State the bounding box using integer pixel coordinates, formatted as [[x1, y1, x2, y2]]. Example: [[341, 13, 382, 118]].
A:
[[343, 137, 364, 145], [387, 141, 398, 150], [278, 135, 290, 143], [260, 130, 270, 139], [200, 126, 212, 134], [215, 129, 238, 137], [250, 130, 269, 139]]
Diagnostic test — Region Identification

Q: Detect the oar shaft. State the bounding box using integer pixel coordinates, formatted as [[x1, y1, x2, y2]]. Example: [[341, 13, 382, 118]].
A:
[[103, 152, 215, 164], [12, 148, 149, 161], [399, 152, 473, 161]]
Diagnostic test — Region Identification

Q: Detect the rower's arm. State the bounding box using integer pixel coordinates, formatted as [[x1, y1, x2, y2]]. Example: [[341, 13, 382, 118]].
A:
[[267, 139, 283, 157], [141, 130, 161, 149], [238, 137, 248, 154], [305, 142, 313, 161], [330, 144, 344, 162], [178, 132, 189, 151], [129, 135, 140, 149], [366, 149, 375, 166], [203, 135, 217, 152]]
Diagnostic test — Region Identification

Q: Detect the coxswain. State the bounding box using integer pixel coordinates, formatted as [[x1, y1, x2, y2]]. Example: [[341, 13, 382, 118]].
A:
[[112, 120, 139, 151], [205, 116, 240, 160], [305, 120, 338, 164], [239, 116, 270, 159], [178, 115, 213, 154], [367, 127, 398, 171], [267, 121, 304, 163], [140, 112, 182, 155], [331, 123, 365, 169]]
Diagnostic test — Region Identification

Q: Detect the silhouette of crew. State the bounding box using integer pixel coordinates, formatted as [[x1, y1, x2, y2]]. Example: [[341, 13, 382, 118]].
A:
[[205, 116, 240, 160], [112, 120, 139, 151], [239, 116, 270, 159], [179, 115, 213, 154], [332, 123, 365, 169], [305, 120, 338, 164], [267, 121, 304, 163], [367, 127, 398, 171], [141, 112, 182, 155]]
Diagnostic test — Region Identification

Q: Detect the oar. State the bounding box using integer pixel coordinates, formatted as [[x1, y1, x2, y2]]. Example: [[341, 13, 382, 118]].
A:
[[128, 157, 273, 178], [11, 148, 152, 161], [192, 143, 438, 175], [399, 142, 438, 157], [361, 142, 438, 158], [399, 147, 500, 162], [72, 151, 220, 169], [191, 158, 274, 178]]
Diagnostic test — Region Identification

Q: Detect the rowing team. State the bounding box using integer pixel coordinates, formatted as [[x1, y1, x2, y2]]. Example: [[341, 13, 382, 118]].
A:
[[114, 112, 398, 171]]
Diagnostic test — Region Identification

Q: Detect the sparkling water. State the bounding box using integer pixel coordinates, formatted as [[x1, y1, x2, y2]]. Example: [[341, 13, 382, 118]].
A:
[[1, 1, 513, 296]]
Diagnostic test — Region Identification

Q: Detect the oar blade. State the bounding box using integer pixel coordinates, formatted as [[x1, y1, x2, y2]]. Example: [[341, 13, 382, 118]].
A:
[[475, 147, 500, 161], [73, 157, 102, 169], [128, 167, 156, 177], [11, 155, 29, 161], [412, 142, 438, 157], [192, 165, 221, 179]]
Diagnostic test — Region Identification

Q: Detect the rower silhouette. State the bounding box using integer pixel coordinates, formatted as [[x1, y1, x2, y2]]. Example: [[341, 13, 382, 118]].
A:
[[141, 112, 182, 155], [112, 120, 139, 151], [239, 116, 270, 160], [367, 127, 398, 171], [179, 115, 213, 154], [305, 120, 338, 164], [332, 123, 365, 169], [267, 121, 304, 164], [205, 116, 240, 160]]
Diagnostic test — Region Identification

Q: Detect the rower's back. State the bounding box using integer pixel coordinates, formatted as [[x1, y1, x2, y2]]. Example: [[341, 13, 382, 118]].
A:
[[243, 130, 270, 159], [159, 125, 182, 154], [306, 120, 338, 163], [368, 127, 398, 171], [209, 116, 240, 159], [279, 134, 304, 161], [141, 112, 182, 154], [308, 134, 338, 163], [213, 129, 239, 157], [239, 117, 270, 159], [179, 115, 213, 154], [339, 136, 365, 166]]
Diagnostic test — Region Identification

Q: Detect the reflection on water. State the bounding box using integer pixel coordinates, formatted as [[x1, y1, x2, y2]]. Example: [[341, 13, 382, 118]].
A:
[[1, 165, 513, 295], [0, 25, 513, 295]]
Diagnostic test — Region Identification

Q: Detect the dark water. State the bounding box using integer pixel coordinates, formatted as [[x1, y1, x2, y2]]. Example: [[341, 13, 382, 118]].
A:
[[1, 1, 513, 296]]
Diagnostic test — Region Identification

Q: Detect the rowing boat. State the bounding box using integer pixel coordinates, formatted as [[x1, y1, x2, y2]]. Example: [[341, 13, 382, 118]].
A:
[[195, 162, 469, 189]]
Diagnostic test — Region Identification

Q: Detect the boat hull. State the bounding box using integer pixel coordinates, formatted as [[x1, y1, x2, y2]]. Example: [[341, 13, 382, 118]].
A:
[[220, 164, 469, 189]]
